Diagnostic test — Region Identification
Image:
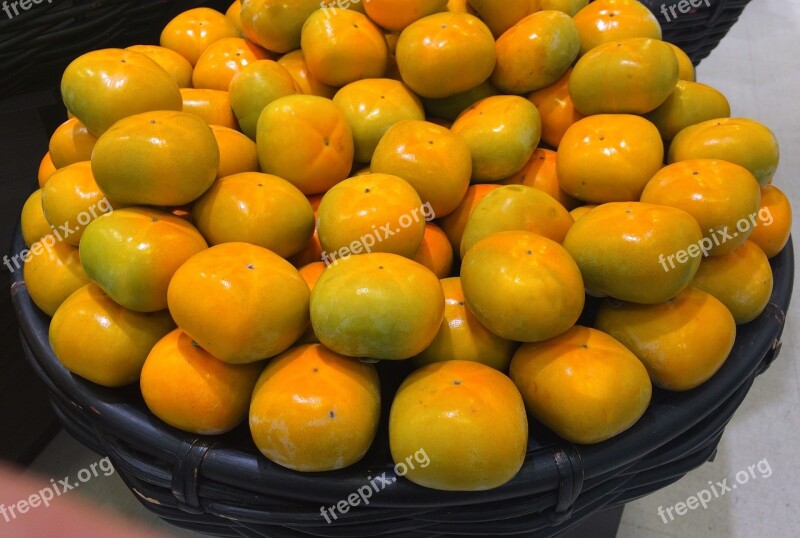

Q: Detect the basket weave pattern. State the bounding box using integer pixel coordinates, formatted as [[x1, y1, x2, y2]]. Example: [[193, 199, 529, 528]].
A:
[[0, 0, 229, 96], [11, 230, 793, 537], [639, 0, 753, 64]]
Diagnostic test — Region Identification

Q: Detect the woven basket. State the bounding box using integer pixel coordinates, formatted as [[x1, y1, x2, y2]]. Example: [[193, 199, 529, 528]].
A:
[[10, 227, 793, 537], [0, 0, 231, 97], [639, 0, 753, 64]]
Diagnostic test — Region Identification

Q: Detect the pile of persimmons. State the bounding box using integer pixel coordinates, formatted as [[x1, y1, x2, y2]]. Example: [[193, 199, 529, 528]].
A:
[[19, 0, 790, 491]]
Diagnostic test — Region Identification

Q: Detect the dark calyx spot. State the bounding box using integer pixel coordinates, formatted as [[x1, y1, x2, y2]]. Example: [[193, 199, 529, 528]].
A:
[[247, 264, 255, 270], [313, 367, 319, 373], [364, 188, 370, 193], [151, 217, 158, 222], [329, 411, 335, 418], [453, 380, 461, 386], [323, 137, 330, 146]]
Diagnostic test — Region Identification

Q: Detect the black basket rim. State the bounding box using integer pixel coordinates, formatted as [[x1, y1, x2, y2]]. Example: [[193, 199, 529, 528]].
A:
[[8, 224, 794, 510]]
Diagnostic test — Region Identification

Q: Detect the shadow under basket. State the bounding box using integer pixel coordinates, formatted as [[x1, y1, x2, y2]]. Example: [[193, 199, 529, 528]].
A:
[[9, 226, 793, 537]]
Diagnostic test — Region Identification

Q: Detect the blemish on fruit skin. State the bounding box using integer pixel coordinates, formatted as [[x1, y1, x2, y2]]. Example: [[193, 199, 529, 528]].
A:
[[458, 301, 464, 306], [313, 367, 318, 373], [151, 217, 158, 222], [247, 264, 255, 270], [453, 379, 461, 386], [329, 411, 335, 419]]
